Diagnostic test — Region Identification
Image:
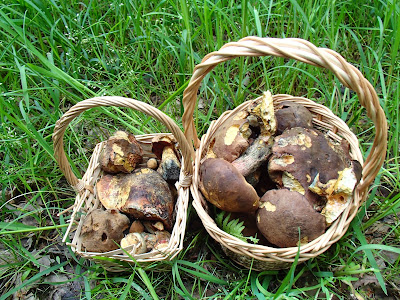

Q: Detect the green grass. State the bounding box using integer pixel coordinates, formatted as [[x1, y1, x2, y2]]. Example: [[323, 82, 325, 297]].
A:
[[1, 0, 399, 298]]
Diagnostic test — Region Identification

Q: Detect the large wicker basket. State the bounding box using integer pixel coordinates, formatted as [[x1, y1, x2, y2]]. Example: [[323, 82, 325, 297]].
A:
[[182, 37, 387, 270], [53, 96, 194, 272]]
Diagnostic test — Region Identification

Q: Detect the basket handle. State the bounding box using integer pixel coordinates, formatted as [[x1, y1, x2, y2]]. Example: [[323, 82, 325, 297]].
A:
[[53, 96, 194, 191], [182, 36, 387, 192]]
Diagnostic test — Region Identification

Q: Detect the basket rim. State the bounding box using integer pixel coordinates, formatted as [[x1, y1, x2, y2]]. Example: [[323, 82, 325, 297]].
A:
[[53, 96, 195, 192]]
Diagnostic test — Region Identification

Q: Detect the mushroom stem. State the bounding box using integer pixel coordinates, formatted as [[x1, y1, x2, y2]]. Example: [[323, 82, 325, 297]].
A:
[[158, 145, 181, 182], [231, 136, 272, 177]]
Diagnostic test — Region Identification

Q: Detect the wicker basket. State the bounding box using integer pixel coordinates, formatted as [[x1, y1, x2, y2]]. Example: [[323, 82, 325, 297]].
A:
[[182, 37, 387, 270], [53, 96, 194, 272]]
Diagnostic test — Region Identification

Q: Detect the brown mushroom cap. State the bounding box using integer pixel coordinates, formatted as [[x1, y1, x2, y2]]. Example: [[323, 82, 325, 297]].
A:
[[268, 127, 351, 205], [80, 209, 130, 252], [209, 111, 252, 162], [199, 158, 259, 213], [256, 189, 326, 247], [275, 102, 313, 135], [96, 168, 174, 230], [99, 131, 143, 174]]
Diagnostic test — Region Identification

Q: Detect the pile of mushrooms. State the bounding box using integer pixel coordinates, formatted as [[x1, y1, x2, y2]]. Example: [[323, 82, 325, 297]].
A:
[[199, 91, 362, 248], [80, 131, 181, 254]]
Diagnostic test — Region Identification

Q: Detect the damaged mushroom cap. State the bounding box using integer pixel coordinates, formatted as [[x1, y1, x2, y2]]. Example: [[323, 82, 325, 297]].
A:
[[142, 231, 171, 252], [209, 110, 252, 162], [309, 163, 361, 224], [256, 189, 326, 247], [120, 232, 147, 254], [99, 131, 143, 174], [268, 127, 352, 205], [151, 135, 181, 182], [80, 209, 130, 252], [96, 168, 174, 230], [275, 102, 313, 135], [199, 158, 259, 213]]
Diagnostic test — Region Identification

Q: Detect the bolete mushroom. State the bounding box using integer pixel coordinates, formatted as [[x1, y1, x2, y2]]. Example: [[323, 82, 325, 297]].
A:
[[199, 158, 259, 213], [151, 135, 181, 182], [268, 127, 352, 206], [256, 189, 326, 247], [208, 110, 252, 162], [142, 231, 171, 252], [99, 131, 143, 174], [80, 209, 130, 252], [120, 232, 147, 254], [231, 91, 276, 177], [274, 102, 313, 135], [96, 168, 174, 230]]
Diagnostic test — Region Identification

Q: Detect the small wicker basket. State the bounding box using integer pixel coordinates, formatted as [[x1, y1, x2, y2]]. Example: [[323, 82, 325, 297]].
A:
[[53, 96, 194, 272], [182, 37, 388, 270]]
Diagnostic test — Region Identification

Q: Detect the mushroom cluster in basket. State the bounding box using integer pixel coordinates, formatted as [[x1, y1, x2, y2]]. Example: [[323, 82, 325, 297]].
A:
[[199, 91, 362, 248], [79, 131, 181, 254]]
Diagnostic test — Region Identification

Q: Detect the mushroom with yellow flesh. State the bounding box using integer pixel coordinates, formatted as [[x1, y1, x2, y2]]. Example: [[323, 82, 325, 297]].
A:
[[99, 131, 143, 174], [268, 126, 362, 223], [96, 168, 174, 230]]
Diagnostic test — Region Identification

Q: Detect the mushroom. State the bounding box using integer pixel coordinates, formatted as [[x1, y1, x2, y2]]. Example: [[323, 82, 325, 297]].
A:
[[80, 209, 130, 252], [309, 163, 360, 224], [151, 135, 181, 183], [274, 102, 313, 135], [199, 158, 259, 213], [268, 127, 352, 206], [256, 189, 326, 247], [129, 220, 145, 233], [99, 131, 143, 173], [96, 168, 174, 230], [120, 232, 147, 254], [231, 91, 276, 177], [141, 231, 171, 252], [208, 110, 252, 162], [147, 158, 158, 170]]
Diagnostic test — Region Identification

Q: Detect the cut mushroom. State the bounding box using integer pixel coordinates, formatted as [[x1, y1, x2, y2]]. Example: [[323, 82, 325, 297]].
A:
[[256, 189, 326, 247], [152, 136, 181, 182], [231, 91, 276, 177], [147, 158, 158, 170], [142, 231, 171, 252], [99, 131, 143, 174], [199, 158, 259, 213], [96, 168, 174, 230], [80, 209, 130, 252]]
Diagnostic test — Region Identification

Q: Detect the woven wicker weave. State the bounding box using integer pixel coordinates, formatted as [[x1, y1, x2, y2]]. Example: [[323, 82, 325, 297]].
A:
[[53, 96, 194, 272], [182, 37, 387, 270]]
